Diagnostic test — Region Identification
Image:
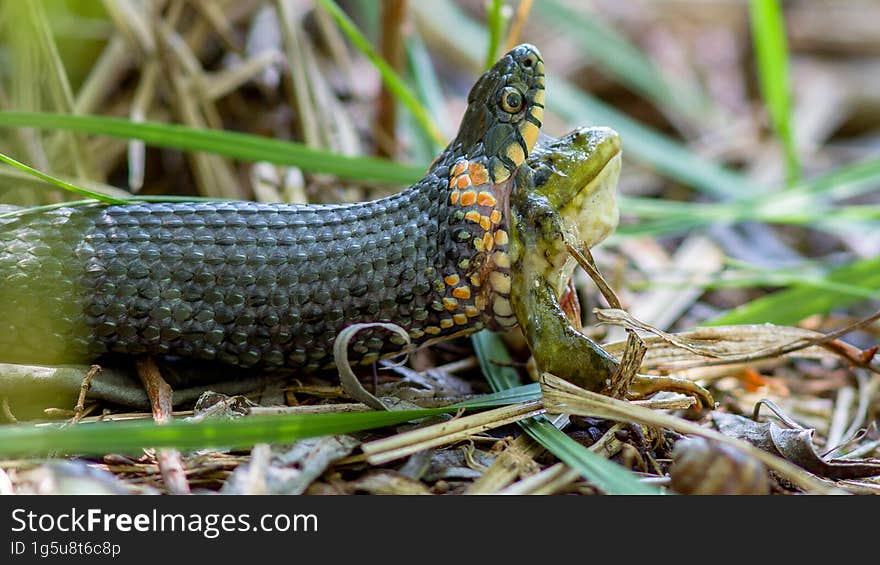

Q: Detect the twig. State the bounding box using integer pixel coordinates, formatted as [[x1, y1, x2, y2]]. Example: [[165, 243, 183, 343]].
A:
[[606, 331, 646, 400], [375, 0, 407, 158], [768, 309, 880, 368], [566, 241, 622, 309], [596, 308, 726, 358], [600, 307, 880, 376], [70, 365, 101, 424], [135, 357, 190, 495]]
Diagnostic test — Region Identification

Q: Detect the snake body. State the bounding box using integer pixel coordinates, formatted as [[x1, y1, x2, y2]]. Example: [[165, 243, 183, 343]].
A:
[[0, 45, 545, 371]]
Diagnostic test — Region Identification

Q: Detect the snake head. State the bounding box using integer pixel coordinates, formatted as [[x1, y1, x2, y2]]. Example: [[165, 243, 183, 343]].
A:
[[449, 44, 545, 184]]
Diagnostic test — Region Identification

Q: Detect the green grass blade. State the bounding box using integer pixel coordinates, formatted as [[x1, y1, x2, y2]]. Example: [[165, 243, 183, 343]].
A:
[[750, 0, 800, 183], [471, 329, 523, 391], [553, 81, 761, 200], [615, 154, 880, 237], [522, 415, 659, 495], [404, 33, 447, 159], [484, 0, 505, 70], [0, 151, 126, 204], [471, 330, 660, 494], [707, 255, 880, 326], [0, 195, 231, 220], [314, 0, 446, 147], [0, 384, 540, 458], [0, 112, 426, 185], [786, 157, 880, 200], [0, 410, 438, 457], [454, 382, 541, 408], [539, 0, 713, 121]]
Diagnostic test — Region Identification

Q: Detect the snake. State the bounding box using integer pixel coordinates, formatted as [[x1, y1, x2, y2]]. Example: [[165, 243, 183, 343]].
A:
[[0, 45, 545, 371], [0, 44, 712, 406]]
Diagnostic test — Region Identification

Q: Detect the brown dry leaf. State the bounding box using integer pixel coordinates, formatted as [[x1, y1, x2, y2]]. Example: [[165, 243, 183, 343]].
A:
[[713, 412, 880, 481]]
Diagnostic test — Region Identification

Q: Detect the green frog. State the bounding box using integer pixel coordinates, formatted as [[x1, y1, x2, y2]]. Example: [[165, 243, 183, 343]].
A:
[[510, 127, 712, 407]]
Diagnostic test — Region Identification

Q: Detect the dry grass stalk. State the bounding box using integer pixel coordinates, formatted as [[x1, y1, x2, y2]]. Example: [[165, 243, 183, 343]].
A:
[[499, 462, 577, 495], [274, 0, 320, 147], [599, 311, 880, 376], [362, 399, 545, 465], [0, 468, 14, 495], [499, 423, 626, 495], [503, 0, 534, 52], [249, 403, 372, 415], [465, 413, 569, 494], [540, 373, 845, 494]]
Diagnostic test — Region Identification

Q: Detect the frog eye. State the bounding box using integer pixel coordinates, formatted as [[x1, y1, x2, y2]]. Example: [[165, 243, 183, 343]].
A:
[[500, 87, 524, 113]]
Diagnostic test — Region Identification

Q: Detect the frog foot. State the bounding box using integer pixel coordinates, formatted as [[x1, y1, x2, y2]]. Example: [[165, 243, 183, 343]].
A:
[[625, 374, 715, 410]]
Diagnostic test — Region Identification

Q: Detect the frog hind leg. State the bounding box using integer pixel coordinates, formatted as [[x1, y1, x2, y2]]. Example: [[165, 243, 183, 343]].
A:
[[514, 275, 619, 392], [514, 273, 714, 408]]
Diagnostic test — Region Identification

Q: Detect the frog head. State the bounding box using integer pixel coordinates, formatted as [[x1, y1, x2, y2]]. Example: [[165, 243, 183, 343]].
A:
[[528, 126, 621, 251], [510, 126, 622, 296]]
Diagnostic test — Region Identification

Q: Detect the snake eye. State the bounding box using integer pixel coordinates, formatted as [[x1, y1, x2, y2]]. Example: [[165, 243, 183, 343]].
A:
[[500, 87, 525, 113]]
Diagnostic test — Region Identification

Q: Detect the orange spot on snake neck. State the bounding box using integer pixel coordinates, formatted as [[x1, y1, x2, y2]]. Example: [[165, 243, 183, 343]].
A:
[[452, 286, 471, 300], [464, 210, 481, 224], [459, 190, 477, 206], [468, 162, 489, 185], [477, 191, 497, 207]]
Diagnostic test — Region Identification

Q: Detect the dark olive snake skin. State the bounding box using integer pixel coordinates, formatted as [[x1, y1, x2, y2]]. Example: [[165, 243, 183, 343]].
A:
[[0, 45, 545, 372]]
